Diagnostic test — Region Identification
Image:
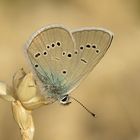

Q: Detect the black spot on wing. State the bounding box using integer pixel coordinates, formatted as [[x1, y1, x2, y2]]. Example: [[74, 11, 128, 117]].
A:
[[81, 58, 87, 64], [67, 53, 72, 57], [51, 43, 55, 47], [74, 50, 78, 54], [34, 52, 41, 58], [62, 51, 66, 56], [35, 64, 38, 68], [80, 46, 84, 50], [43, 51, 47, 55], [92, 45, 97, 49], [95, 49, 100, 54], [57, 41, 61, 46], [86, 44, 91, 48]]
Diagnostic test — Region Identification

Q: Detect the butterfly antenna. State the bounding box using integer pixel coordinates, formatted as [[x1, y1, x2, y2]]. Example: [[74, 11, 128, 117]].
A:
[[70, 96, 96, 117]]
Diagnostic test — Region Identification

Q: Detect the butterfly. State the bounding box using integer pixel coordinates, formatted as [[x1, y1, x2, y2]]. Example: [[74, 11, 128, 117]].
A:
[[25, 25, 113, 115]]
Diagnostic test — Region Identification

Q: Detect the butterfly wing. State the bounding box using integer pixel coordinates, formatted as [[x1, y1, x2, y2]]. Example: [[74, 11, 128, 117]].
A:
[[25, 26, 77, 98], [66, 28, 113, 89], [25, 26, 113, 98]]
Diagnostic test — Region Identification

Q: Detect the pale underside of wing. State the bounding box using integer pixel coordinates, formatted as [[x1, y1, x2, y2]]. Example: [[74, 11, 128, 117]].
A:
[[25, 26, 113, 98], [66, 28, 113, 89], [26, 26, 78, 97]]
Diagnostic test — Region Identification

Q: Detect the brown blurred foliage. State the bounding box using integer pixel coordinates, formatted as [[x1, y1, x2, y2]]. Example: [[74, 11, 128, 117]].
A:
[[0, 0, 140, 140]]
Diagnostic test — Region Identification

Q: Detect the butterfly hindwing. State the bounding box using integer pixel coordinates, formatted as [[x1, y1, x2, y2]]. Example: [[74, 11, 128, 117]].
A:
[[66, 28, 113, 88]]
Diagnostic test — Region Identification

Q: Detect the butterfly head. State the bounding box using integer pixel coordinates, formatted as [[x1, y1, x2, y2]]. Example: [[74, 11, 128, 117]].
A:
[[59, 95, 71, 105]]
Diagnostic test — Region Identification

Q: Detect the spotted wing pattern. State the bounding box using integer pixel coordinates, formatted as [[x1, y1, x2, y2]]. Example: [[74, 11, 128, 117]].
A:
[[25, 26, 113, 98]]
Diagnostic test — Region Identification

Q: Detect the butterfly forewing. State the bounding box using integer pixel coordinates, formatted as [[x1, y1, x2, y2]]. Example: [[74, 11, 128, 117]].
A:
[[26, 26, 77, 96]]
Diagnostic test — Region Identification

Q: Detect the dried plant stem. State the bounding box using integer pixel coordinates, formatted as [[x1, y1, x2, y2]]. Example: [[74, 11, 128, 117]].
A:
[[0, 71, 47, 140], [12, 100, 35, 140]]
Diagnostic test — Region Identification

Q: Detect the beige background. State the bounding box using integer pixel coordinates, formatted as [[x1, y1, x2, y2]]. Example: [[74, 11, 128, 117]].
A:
[[0, 0, 140, 140]]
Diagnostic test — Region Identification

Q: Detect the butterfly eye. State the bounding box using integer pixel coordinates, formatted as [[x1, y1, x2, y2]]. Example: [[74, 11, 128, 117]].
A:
[[86, 44, 91, 48], [34, 52, 41, 58], [60, 95, 70, 105], [61, 96, 67, 102], [95, 49, 100, 54]]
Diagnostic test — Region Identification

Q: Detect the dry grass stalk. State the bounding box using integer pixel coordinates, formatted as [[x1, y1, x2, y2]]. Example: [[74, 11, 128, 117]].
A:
[[0, 69, 48, 140]]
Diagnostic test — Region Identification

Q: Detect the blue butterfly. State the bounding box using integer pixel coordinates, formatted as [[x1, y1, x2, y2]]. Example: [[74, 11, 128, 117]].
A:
[[25, 25, 113, 116]]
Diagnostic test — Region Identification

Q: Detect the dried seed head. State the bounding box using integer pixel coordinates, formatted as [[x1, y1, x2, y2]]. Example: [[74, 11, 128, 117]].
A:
[[16, 73, 37, 102], [15, 71, 48, 110], [0, 81, 15, 102], [13, 68, 26, 91]]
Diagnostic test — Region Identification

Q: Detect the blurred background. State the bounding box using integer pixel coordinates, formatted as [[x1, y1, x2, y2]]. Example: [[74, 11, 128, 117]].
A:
[[0, 0, 140, 140]]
